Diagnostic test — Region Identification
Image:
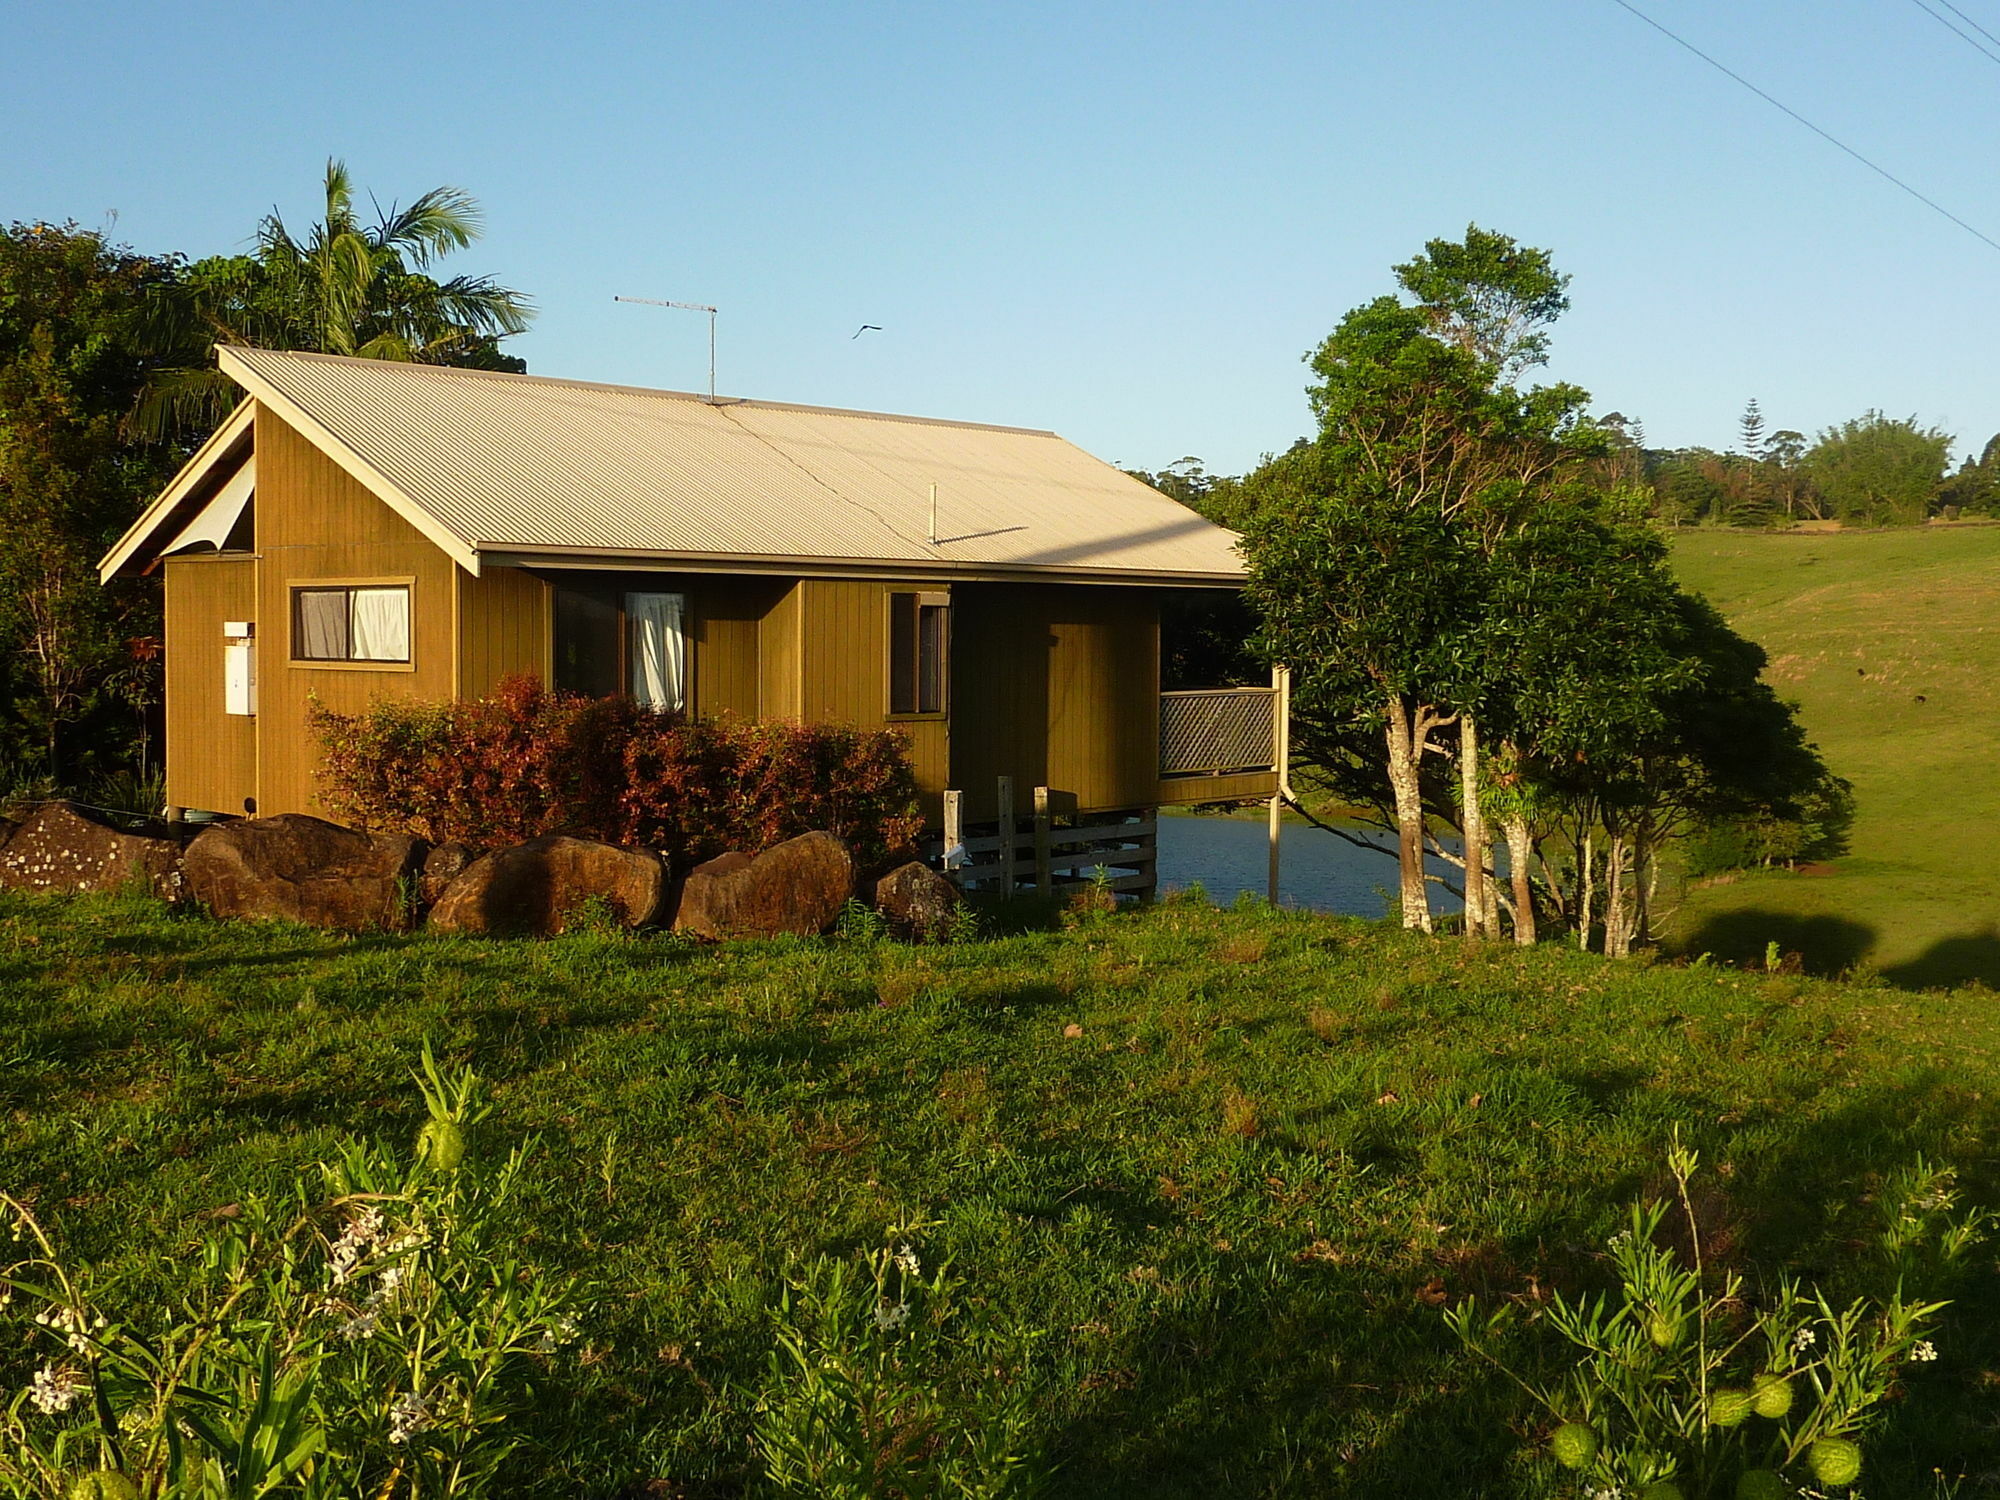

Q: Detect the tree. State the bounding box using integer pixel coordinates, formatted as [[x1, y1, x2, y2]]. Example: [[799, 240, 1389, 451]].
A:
[[1244, 231, 1595, 935], [1803, 412, 1951, 526], [134, 159, 533, 439], [0, 223, 185, 779], [1737, 398, 1766, 462]]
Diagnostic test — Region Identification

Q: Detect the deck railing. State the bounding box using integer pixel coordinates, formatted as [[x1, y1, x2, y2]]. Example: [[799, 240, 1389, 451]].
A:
[[1159, 687, 1278, 776]]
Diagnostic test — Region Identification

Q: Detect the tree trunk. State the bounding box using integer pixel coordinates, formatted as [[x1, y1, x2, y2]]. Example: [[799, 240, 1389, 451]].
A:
[[1632, 824, 1654, 952], [1504, 812, 1536, 946], [1577, 830, 1594, 952], [1385, 696, 1432, 933], [1604, 832, 1629, 958], [1458, 714, 1487, 942]]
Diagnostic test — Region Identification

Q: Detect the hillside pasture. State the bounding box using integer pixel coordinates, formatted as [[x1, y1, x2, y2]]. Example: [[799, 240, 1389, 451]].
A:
[[1668, 524, 2000, 987]]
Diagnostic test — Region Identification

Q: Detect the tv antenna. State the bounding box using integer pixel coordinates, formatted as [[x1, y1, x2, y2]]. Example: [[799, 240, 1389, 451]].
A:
[[614, 295, 719, 402]]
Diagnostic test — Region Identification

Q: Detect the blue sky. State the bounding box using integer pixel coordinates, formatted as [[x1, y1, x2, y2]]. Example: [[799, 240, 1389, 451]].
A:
[[7, 0, 1998, 472]]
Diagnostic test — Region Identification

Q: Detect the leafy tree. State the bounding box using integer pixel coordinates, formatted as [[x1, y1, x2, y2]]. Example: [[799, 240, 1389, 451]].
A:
[[1737, 398, 1766, 462], [1937, 431, 2000, 516], [134, 159, 533, 439], [1392, 223, 1571, 379], [1803, 412, 1951, 526], [0, 223, 185, 780]]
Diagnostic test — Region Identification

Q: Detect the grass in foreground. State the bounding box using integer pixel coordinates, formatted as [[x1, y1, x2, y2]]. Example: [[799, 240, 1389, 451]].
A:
[[2, 892, 1998, 1496], [1668, 525, 2000, 988]]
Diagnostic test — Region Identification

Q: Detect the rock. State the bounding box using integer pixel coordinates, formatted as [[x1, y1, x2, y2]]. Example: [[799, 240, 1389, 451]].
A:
[[419, 843, 477, 906], [871, 860, 964, 940], [0, 802, 185, 900], [428, 835, 665, 936], [673, 830, 855, 941], [184, 814, 424, 930]]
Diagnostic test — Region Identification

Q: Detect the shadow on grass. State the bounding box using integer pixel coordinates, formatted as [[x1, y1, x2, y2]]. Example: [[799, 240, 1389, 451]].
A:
[[1048, 1073, 2000, 1499], [1676, 908, 1876, 978], [1882, 926, 2000, 990]]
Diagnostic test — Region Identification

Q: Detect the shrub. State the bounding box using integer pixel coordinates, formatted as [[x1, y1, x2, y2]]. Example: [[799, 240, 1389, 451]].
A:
[[310, 676, 923, 870]]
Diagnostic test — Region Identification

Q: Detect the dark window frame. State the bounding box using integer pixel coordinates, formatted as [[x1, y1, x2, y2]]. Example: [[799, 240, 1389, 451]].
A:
[[888, 590, 949, 717]]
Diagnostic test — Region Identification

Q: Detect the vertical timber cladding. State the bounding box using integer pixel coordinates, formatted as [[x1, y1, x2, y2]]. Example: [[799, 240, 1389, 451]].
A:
[[457, 566, 550, 698], [949, 583, 1161, 820], [795, 579, 950, 821], [162, 554, 258, 816], [252, 408, 458, 817]]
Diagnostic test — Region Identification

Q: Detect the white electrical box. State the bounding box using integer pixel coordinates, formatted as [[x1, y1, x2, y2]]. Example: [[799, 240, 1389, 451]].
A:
[[225, 639, 257, 716], [224, 621, 255, 640]]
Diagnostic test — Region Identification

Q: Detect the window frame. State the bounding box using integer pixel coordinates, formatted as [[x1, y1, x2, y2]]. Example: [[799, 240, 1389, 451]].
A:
[[286, 577, 417, 672], [886, 589, 950, 720]]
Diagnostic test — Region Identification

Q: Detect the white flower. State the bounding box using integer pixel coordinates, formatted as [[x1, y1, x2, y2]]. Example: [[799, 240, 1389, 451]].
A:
[[28, 1364, 83, 1415], [893, 1243, 921, 1276], [872, 1300, 910, 1332], [337, 1305, 383, 1342], [531, 1313, 582, 1354], [1793, 1326, 1818, 1352], [388, 1390, 431, 1445], [1911, 1339, 1938, 1362]]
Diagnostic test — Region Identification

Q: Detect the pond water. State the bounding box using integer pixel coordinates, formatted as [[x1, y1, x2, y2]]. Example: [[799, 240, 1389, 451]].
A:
[[1154, 811, 1465, 917]]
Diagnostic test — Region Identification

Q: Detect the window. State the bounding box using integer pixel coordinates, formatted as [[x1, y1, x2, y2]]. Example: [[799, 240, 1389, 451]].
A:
[[292, 585, 410, 662], [889, 591, 948, 715], [625, 591, 686, 711]]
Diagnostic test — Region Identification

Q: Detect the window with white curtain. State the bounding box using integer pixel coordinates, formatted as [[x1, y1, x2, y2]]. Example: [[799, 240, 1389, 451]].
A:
[[291, 585, 411, 663], [625, 591, 686, 711]]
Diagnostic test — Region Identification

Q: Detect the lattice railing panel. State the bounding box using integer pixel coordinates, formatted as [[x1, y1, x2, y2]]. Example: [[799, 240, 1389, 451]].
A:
[[1159, 688, 1277, 775]]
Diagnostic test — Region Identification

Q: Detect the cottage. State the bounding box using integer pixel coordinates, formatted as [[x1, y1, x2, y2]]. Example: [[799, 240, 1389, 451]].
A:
[[100, 349, 1278, 888]]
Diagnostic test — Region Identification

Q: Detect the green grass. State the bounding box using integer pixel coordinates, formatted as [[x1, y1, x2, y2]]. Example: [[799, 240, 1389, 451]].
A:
[[5, 892, 1999, 1495], [1668, 524, 2000, 987]]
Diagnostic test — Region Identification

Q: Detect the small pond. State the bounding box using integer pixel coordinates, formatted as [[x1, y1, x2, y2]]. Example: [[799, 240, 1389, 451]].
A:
[[1154, 811, 1466, 917]]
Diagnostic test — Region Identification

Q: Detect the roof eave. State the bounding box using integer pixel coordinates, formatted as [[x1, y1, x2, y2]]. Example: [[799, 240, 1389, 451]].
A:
[[96, 401, 257, 582], [480, 546, 1246, 589]]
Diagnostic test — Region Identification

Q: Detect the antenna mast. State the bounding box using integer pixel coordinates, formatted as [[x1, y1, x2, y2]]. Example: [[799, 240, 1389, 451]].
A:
[[613, 295, 719, 402]]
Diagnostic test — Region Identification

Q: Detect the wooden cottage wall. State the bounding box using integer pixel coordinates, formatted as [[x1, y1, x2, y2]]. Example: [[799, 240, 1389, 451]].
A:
[[795, 580, 950, 818], [949, 583, 1160, 819], [458, 567, 549, 697], [253, 409, 459, 817], [162, 554, 258, 816]]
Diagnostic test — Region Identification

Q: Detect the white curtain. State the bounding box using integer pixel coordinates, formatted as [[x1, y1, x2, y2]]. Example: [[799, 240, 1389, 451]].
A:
[[626, 592, 685, 711], [349, 587, 411, 661]]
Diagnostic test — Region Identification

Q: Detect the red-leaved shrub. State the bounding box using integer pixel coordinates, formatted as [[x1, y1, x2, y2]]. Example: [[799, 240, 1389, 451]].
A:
[[309, 676, 922, 870]]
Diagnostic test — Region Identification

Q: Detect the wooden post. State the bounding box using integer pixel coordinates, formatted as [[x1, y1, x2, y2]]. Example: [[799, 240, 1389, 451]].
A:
[[1267, 664, 1290, 904], [1033, 785, 1052, 894], [996, 776, 1016, 895], [943, 789, 965, 888]]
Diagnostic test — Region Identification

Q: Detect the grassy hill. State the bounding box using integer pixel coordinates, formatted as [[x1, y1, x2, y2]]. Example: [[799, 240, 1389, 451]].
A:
[[1667, 524, 2000, 987], [5, 892, 1998, 1496]]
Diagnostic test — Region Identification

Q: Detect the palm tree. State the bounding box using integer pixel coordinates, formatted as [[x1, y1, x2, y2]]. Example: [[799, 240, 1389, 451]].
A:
[[132, 159, 533, 439]]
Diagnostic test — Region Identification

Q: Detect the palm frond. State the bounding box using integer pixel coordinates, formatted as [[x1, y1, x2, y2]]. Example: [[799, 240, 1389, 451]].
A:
[[122, 367, 240, 444], [372, 185, 480, 268]]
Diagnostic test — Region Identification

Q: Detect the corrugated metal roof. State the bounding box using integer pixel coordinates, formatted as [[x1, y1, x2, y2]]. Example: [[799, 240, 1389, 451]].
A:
[[211, 348, 1245, 583]]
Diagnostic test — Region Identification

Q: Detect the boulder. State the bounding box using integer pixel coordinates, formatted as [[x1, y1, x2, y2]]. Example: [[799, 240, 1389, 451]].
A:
[[428, 835, 665, 937], [184, 814, 424, 930], [673, 830, 855, 941], [871, 860, 965, 941], [0, 802, 185, 900], [419, 842, 477, 906]]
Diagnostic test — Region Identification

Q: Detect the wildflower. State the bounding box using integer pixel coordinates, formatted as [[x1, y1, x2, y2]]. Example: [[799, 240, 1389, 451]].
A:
[[388, 1390, 432, 1445], [531, 1313, 582, 1354], [893, 1243, 921, 1276], [29, 1364, 84, 1415], [872, 1300, 910, 1332], [1793, 1326, 1818, 1352], [1911, 1339, 1939, 1363], [329, 1206, 387, 1287], [336, 1306, 383, 1342]]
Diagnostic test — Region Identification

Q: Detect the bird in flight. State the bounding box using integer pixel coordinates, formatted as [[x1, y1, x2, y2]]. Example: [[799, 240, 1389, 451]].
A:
[[852, 324, 883, 339]]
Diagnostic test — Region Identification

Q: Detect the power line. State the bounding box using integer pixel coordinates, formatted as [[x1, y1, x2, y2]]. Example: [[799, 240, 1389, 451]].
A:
[[1606, 0, 2000, 255], [1934, 0, 2000, 50], [1907, 0, 2000, 68]]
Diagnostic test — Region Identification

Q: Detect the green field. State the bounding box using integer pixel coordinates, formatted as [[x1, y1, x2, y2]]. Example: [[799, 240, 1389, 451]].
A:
[[1668, 525, 2000, 987], [5, 892, 1998, 1495]]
